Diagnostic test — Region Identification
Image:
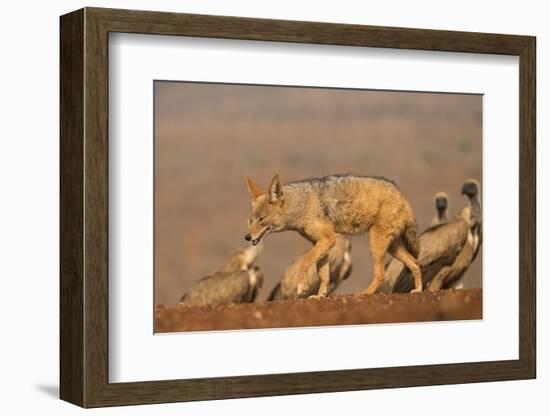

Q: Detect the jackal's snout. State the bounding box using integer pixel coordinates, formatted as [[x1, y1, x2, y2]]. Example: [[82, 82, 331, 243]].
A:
[[245, 226, 271, 246], [244, 233, 262, 246]]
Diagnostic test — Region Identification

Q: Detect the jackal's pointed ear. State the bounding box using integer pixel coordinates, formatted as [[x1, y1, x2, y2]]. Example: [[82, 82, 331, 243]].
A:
[[268, 174, 283, 203], [245, 177, 263, 200]]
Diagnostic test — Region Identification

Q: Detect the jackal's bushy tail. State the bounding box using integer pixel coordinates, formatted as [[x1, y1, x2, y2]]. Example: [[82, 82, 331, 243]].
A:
[[403, 220, 420, 259]]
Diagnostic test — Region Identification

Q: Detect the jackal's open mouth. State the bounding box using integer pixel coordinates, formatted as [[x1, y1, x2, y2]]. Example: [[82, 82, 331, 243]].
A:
[[251, 227, 270, 245]]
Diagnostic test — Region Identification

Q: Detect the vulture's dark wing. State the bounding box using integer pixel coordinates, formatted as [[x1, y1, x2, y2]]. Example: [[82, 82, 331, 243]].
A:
[[180, 271, 250, 307], [417, 219, 469, 266]]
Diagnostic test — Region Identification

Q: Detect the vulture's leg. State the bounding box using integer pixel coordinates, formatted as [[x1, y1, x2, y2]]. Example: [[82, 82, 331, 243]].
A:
[[449, 278, 464, 290]]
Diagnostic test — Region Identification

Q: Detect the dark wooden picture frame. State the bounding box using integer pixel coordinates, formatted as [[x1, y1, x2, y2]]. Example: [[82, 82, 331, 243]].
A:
[[60, 7, 536, 408]]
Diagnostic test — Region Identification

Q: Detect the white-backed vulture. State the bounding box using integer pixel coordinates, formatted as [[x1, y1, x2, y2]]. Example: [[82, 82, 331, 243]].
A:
[[379, 179, 481, 293], [428, 179, 482, 290], [178, 244, 264, 307], [268, 235, 352, 300]]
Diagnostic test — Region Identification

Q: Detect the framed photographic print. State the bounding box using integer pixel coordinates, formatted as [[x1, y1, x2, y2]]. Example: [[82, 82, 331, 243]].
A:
[[60, 7, 536, 408]]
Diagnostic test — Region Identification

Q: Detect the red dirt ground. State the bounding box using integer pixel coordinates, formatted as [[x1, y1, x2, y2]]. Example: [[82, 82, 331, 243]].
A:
[[155, 288, 482, 333]]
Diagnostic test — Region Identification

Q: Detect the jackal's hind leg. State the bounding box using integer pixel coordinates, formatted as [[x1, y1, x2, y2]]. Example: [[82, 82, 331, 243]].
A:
[[365, 228, 393, 295], [389, 239, 422, 293]]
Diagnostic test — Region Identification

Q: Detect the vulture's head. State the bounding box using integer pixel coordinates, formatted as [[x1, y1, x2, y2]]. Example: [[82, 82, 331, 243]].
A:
[[461, 179, 480, 198], [225, 242, 264, 272], [434, 192, 449, 212]]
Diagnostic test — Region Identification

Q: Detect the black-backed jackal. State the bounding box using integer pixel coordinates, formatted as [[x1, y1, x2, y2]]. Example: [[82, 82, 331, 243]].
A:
[[244, 174, 422, 297]]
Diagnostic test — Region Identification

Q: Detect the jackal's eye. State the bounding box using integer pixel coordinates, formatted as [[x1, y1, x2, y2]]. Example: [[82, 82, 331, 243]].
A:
[[258, 216, 266, 223], [248, 217, 253, 226]]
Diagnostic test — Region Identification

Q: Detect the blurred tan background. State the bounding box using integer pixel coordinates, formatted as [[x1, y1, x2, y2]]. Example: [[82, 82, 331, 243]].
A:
[[154, 82, 482, 306]]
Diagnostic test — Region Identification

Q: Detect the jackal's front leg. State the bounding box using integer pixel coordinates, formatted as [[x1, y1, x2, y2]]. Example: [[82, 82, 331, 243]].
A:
[[314, 255, 330, 298], [297, 234, 335, 297]]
